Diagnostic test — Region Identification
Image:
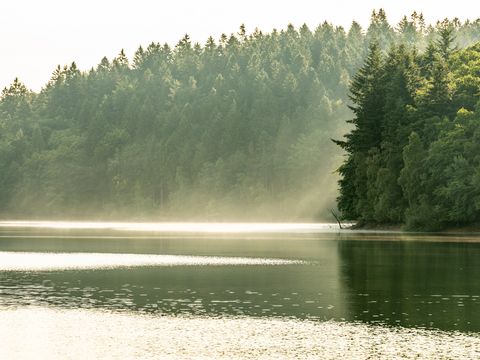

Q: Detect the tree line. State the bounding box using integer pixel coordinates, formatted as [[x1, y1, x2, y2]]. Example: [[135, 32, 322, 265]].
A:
[[336, 19, 480, 229], [1, 10, 480, 220]]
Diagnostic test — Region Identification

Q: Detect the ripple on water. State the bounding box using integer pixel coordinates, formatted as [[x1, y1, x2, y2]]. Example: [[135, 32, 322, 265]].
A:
[[0, 307, 479, 360]]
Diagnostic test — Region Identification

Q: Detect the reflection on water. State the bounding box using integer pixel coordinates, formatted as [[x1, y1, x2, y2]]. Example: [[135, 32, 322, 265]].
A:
[[0, 221, 479, 358], [339, 241, 480, 331], [1, 307, 479, 360], [0, 252, 306, 271]]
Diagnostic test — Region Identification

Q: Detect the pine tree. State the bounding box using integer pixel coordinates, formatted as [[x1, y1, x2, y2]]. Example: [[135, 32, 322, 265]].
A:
[[334, 42, 386, 220], [436, 20, 457, 60], [343, 42, 385, 152]]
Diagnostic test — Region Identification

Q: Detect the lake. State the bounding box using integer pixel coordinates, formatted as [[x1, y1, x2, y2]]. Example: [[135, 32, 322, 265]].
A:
[[0, 221, 479, 359]]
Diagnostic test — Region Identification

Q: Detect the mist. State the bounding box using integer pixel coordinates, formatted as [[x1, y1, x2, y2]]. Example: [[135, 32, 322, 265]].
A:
[[1, 14, 480, 222]]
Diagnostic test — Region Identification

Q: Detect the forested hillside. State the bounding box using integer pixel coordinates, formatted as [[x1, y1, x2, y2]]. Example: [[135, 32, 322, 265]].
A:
[[1, 10, 480, 220], [336, 23, 480, 229]]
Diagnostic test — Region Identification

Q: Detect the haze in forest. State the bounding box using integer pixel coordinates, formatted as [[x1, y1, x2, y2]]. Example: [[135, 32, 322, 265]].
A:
[[1, 6, 480, 221]]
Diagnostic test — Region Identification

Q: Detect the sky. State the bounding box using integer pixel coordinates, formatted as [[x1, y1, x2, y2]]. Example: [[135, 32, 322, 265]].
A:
[[1, 0, 479, 91]]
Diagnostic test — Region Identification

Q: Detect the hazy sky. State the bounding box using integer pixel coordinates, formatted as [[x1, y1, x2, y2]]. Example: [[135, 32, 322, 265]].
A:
[[1, 0, 479, 91]]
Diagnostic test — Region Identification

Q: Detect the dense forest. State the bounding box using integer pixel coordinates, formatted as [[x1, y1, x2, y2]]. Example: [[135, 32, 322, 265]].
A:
[[336, 20, 480, 229], [1, 10, 480, 220]]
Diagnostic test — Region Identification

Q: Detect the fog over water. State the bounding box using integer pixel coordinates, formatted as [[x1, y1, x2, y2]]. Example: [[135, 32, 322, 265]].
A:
[[0, 221, 340, 233]]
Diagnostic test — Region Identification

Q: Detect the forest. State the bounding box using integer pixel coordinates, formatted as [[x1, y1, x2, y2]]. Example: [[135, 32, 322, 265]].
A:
[[1, 10, 480, 221], [336, 20, 480, 229]]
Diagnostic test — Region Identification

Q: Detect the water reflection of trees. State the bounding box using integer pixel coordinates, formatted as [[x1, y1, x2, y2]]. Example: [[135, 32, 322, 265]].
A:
[[338, 240, 480, 332]]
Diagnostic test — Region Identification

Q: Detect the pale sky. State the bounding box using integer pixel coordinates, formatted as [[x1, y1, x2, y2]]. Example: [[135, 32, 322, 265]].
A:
[[1, 0, 479, 91]]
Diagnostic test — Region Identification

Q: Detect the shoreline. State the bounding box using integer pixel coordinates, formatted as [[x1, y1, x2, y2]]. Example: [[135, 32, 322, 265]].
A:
[[347, 222, 480, 234], [2, 219, 480, 237]]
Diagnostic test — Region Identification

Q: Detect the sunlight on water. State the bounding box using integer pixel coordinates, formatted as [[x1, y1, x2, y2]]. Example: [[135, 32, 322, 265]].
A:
[[0, 221, 341, 233], [0, 307, 478, 360], [0, 251, 306, 271]]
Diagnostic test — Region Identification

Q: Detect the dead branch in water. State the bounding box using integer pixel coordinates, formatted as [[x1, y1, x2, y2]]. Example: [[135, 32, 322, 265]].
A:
[[329, 209, 343, 229]]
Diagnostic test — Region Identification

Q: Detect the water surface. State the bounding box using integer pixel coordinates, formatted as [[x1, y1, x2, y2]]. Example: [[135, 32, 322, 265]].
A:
[[0, 221, 479, 358]]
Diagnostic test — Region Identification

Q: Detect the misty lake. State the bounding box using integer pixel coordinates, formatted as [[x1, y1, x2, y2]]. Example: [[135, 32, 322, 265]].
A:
[[1, 221, 479, 359]]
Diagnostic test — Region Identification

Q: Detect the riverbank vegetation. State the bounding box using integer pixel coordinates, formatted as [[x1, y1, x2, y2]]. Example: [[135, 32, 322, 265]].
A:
[[336, 21, 480, 230], [1, 10, 480, 220]]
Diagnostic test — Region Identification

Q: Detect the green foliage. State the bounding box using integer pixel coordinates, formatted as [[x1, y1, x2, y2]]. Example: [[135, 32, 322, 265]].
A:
[[336, 27, 480, 229], [0, 21, 361, 219], [1, 11, 480, 221]]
